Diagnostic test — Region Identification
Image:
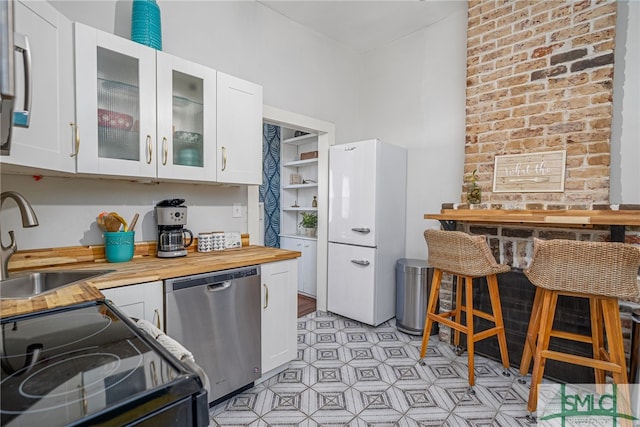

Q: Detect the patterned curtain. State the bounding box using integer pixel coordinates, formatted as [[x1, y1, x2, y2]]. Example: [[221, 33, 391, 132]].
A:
[[260, 124, 280, 247]]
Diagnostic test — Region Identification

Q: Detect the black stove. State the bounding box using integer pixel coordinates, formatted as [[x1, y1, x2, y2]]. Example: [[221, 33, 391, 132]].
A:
[[1, 300, 208, 427]]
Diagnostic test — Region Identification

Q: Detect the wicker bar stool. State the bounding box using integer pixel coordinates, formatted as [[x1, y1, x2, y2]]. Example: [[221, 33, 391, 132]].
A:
[[519, 238, 640, 417], [419, 229, 511, 388]]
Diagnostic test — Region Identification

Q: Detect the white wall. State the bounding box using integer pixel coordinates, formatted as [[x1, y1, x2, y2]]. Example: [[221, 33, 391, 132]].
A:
[[2, 0, 363, 250], [0, 174, 248, 249], [611, 0, 640, 204], [359, 7, 468, 259]]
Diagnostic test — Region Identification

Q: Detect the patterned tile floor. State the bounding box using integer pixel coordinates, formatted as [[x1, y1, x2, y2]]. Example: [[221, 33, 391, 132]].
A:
[[210, 311, 553, 426]]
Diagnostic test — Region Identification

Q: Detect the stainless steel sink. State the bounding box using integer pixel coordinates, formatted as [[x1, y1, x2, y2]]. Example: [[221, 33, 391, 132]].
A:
[[0, 270, 113, 299]]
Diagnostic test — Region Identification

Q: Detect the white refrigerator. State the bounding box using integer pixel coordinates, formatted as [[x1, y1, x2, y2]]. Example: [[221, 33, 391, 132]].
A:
[[327, 139, 407, 326]]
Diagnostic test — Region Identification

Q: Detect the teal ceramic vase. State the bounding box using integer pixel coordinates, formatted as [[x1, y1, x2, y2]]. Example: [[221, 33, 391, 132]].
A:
[[131, 0, 162, 50]]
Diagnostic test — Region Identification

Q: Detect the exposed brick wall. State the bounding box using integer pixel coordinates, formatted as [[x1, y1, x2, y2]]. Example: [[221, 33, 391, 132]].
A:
[[437, 0, 635, 374], [464, 0, 617, 207]]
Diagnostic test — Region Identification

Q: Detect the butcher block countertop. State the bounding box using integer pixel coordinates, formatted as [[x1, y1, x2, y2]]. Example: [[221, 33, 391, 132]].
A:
[[1, 245, 301, 319], [424, 208, 640, 226]]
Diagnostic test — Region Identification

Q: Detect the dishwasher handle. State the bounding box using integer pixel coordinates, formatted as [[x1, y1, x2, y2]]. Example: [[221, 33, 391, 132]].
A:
[[167, 266, 260, 292], [207, 281, 232, 292]]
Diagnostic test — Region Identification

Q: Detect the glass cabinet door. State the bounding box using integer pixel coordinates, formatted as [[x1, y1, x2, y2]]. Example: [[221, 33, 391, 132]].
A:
[[75, 23, 156, 178], [172, 71, 203, 168], [156, 52, 216, 181], [96, 47, 140, 162]]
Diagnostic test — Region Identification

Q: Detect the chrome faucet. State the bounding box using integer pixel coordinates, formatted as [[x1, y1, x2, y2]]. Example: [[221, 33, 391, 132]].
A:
[[1, 191, 39, 280]]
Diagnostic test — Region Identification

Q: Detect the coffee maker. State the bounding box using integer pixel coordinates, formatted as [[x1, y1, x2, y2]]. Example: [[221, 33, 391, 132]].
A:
[[155, 199, 193, 258]]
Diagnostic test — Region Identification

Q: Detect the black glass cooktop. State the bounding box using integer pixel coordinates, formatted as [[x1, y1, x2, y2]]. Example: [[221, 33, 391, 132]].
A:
[[0, 301, 203, 426]]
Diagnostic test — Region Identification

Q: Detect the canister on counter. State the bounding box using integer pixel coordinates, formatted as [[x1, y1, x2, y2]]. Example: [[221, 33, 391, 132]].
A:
[[198, 232, 214, 252], [212, 231, 226, 251], [225, 231, 242, 249]]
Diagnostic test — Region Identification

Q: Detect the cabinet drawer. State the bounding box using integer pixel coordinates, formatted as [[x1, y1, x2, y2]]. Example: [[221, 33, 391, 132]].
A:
[[104, 284, 145, 301]]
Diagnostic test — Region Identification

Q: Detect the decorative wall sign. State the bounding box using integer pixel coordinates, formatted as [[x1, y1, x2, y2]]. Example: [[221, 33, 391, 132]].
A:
[[493, 150, 566, 193]]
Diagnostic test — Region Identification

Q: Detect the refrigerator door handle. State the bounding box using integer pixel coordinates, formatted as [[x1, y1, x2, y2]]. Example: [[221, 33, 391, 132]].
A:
[[13, 32, 31, 127], [351, 227, 371, 234], [350, 259, 370, 266]]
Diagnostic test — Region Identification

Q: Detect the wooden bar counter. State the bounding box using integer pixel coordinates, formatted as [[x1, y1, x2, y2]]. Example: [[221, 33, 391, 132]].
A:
[[425, 208, 640, 226], [425, 208, 640, 241]]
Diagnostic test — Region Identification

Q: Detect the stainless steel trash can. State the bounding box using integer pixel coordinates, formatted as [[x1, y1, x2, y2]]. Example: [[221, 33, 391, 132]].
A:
[[630, 309, 640, 417], [395, 259, 437, 336]]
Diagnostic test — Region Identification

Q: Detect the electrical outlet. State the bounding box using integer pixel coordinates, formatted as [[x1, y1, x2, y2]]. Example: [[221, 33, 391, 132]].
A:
[[232, 203, 242, 218]]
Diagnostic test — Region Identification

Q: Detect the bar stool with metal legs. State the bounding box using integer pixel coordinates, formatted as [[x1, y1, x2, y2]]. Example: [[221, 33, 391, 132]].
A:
[[519, 238, 640, 420], [419, 229, 511, 390]]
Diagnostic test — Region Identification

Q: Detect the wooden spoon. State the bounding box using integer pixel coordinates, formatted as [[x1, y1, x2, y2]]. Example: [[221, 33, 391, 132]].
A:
[[128, 213, 140, 231]]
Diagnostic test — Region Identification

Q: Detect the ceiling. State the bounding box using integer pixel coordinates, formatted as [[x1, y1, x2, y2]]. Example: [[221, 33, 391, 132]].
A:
[[257, 1, 466, 53]]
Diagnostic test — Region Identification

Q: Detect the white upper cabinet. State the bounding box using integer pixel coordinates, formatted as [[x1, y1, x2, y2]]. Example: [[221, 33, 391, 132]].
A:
[[1, 0, 75, 172], [74, 22, 157, 178], [73, 24, 262, 184], [156, 52, 217, 181], [5, 19, 262, 184], [216, 72, 263, 185]]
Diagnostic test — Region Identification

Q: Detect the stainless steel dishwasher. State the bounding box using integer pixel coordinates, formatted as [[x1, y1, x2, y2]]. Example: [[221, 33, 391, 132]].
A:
[[165, 265, 261, 405]]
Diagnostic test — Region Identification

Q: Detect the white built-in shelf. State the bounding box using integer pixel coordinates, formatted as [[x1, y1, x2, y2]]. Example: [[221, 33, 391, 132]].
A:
[[282, 133, 318, 146], [280, 127, 319, 259], [283, 207, 318, 212], [280, 233, 317, 241], [283, 158, 318, 167], [283, 183, 318, 189]]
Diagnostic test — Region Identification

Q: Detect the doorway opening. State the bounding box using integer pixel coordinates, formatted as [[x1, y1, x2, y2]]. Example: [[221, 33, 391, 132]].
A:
[[260, 106, 335, 316], [260, 124, 319, 314]]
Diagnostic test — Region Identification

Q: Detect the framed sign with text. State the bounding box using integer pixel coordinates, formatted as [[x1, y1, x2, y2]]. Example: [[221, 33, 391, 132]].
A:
[[493, 150, 566, 193]]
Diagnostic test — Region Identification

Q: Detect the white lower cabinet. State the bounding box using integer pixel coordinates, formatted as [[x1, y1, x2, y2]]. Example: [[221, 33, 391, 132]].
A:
[[101, 281, 164, 331], [280, 236, 317, 296], [261, 259, 297, 377], [101, 260, 296, 378]]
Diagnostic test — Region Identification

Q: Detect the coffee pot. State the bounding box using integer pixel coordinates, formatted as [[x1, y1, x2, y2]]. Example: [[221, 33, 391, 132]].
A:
[[158, 228, 193, 254], [155, 199, 193, 258]]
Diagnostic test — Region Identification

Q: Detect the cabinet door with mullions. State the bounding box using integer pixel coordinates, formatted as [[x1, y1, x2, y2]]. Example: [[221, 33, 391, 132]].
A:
[[156, 52, 216, 181], [75, 22, 156, 178]]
